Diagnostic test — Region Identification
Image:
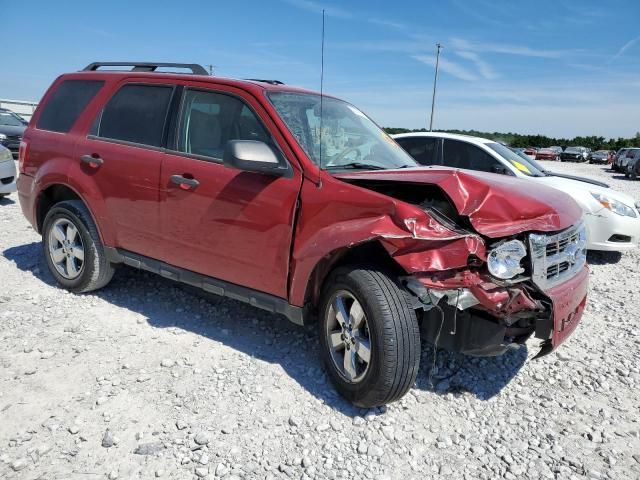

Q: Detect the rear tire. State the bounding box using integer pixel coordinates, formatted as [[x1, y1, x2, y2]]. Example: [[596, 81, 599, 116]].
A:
[[318, 266, 420, 407], [42, 200, 115, 293]]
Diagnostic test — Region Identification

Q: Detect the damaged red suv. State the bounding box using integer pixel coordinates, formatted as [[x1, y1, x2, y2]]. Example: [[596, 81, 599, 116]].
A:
[[17, 62, 589, 407]]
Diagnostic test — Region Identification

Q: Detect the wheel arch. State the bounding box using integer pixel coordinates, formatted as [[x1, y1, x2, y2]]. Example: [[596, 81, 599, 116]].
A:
[[299, 240, 406, 319], [36, 183, 109, 245]]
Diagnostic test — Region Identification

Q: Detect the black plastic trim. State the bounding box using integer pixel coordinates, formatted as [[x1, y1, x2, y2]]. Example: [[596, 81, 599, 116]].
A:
[[106, 247, 305, 326]]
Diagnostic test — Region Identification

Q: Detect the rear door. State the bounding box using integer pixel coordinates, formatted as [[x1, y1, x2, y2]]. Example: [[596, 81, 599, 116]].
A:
[[159, 85, 302, 298], [74, 81, 174, 257]]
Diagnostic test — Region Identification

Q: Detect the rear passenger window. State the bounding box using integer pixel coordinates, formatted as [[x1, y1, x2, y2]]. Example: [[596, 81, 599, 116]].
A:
[[443, 139, 502, 173], [396, 137, 439, 165], [37, 80, 104, 133], [177, 89, 270, 160], [95, 84, 173, 147]]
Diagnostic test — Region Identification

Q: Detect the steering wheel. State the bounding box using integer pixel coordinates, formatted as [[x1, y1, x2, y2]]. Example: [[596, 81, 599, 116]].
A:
[[332, 147, 361, 164]]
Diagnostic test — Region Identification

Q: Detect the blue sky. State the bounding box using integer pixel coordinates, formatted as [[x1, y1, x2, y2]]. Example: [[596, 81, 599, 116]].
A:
[[3, 0, 639, 138]]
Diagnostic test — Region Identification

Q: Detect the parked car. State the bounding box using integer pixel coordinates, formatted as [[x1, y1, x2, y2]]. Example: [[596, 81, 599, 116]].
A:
[[613, 148, 640, 172], [624, 150, 640, 180], [0, 107, 28, 159], [523, 147, 537, 159], [394, 132, 640, 252], [0, 144, 17, 199], [511, 148, 609, 188], [588, 150, 610, 164], [561, 146, 589, 162], [535, 148, 559, 161], [549, 146, 563, 155], [18, 62, 590, 407]]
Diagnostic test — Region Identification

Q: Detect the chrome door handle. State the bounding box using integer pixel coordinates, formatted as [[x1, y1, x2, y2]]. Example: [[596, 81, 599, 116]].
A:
[[80, 154, 104, 167], [170, 174, 200, 190]]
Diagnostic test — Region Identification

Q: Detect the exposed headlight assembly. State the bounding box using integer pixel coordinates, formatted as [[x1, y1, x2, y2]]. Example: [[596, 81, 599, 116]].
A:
[[591, 192, 637, 218], [0, 133, 7, 141], [487, 239, 527, 279]]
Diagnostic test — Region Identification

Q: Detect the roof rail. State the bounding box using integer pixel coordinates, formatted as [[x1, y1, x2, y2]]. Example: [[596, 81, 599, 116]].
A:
[[245, 79, 285, 85], [82, 62, 209, 75]]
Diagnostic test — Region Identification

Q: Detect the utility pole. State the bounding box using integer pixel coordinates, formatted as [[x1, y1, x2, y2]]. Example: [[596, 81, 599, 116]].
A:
[[429, 43, 443, 131], [207, 64, 215, 75]]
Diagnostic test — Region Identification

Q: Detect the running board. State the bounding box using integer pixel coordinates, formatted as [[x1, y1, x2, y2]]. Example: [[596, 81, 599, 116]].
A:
[[105, 247, 305, 326]]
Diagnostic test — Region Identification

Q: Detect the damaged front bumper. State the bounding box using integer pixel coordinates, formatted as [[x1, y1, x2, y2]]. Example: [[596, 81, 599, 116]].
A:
[[406, 264, 588, 358]]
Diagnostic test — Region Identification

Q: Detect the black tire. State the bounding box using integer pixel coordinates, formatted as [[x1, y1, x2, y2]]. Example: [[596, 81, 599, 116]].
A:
[[318, 266, 420, 407], [630, 170, 637, 180], [42, 200, 115, 293]]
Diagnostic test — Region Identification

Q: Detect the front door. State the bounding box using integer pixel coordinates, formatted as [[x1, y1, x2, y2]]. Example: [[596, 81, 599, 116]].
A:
[[159, 86, 302, 298]]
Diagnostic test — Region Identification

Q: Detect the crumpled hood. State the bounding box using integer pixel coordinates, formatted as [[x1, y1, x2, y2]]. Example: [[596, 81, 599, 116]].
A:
[[334, 167, 583, 238]]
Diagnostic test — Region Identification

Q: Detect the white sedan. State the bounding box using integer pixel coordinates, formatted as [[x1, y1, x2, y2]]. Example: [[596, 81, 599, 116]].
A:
[[0, 145, 17, 199], [393, 132, 640, 252]]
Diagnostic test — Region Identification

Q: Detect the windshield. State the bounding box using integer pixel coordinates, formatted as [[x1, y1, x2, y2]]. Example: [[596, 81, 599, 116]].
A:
[[267, 92, 417, 170], [487, 143, 546, 177], [565, 147, 582, 153], [0, 111, 26, 127]]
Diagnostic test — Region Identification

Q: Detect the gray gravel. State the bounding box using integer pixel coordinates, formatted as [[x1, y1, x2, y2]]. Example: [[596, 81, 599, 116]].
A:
[[1, 162, 639, 479]]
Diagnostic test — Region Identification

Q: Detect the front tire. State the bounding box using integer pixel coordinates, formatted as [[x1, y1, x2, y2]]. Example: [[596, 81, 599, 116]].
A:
[[42, 200, 115, 293], [319, 267, 420, 407]]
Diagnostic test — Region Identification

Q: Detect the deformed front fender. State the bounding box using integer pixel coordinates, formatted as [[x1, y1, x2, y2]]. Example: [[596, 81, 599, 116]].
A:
[[288, 179, 486, 307]]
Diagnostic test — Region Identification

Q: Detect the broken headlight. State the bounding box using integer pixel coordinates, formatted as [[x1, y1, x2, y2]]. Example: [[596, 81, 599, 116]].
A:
[[487, 239, 527, 279]]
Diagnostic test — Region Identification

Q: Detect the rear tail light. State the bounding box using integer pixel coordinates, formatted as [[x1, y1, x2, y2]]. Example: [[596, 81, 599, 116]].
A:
[[18, 140, 28, 174]]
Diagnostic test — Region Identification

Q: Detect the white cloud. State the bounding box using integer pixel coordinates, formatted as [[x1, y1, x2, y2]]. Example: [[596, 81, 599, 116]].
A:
[[611, 35, 640, 61], [333, 77, 640, 138], [280, 0, 351, 18], [368, 18, 407, 30], [450, 37, 568, 59], [412, 55, 478, 82], [454, 50, 498, 79]]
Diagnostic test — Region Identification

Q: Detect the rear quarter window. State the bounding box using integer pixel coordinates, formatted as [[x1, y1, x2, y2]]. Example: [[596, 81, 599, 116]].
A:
[[37, 79, 104, 133]]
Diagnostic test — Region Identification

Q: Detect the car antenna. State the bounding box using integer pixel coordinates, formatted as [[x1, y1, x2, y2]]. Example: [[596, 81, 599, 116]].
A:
[[319, 9, 326, 176]]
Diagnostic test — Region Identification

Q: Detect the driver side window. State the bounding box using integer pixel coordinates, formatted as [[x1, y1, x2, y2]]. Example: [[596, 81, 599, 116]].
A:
[[177, 89, 270, 160]]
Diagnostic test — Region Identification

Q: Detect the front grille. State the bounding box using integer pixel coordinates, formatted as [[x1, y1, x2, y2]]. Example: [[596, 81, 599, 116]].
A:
[[529, 221, 587, 290]]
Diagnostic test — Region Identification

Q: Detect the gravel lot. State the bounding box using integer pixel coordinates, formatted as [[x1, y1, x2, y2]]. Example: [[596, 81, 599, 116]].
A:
[[1, 162, 639, 480]]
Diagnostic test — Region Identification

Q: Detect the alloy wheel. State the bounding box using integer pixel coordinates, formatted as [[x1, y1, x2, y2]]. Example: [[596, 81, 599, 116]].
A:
[[48, 218, 85, 279], [325, 290, 372, 383]]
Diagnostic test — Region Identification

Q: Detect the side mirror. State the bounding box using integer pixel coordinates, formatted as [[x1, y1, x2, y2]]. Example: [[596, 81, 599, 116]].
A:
[[223, 140, 290, 177]]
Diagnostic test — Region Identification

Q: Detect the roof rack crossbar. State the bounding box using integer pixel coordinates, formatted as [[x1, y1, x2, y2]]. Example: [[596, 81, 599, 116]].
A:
[[245, 79, 285, 85], [83, 62, 209, 76]]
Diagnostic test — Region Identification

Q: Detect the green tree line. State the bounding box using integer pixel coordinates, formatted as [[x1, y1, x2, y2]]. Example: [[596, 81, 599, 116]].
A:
[[383, 127, 640, 151]]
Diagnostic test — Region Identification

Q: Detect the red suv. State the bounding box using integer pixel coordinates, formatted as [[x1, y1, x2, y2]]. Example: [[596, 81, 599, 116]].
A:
[[17, 62, 589, 407]]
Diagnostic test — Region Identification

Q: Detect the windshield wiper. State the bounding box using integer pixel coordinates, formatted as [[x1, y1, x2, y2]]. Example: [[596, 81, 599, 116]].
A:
[[326, 162, 387, 171]]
